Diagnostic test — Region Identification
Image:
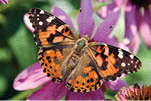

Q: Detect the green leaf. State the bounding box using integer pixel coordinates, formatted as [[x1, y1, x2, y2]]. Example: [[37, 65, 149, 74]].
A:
[[0, 48, 12, 62], [8, 24, 38, 69], [9, 87, 41, 100]]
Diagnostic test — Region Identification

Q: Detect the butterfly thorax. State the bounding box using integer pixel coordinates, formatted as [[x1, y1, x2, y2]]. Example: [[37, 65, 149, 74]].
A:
[[61, 35, 89, 79]]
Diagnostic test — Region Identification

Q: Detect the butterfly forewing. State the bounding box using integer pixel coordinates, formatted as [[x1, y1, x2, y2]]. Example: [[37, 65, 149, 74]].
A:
[[28, 8, 77, 47], [88, 42, 142, 81]]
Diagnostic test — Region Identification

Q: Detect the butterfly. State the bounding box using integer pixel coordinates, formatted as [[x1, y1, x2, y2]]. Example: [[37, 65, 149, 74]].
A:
[[28, 8, 142, 93]]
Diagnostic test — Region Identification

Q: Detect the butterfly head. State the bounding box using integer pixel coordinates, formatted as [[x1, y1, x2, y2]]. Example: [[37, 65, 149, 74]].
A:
[[82, 35, 89, 41]]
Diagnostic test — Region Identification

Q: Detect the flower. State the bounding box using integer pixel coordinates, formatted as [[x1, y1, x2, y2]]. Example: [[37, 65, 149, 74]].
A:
[[115, 83, 151, 100], [0, 0, 9, 4], [97, 0, 151, 54], [14, 0, 128, 100]]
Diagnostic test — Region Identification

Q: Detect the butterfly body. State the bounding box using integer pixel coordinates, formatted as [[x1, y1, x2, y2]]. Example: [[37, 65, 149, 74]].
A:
[[28, 8, 142, 93]]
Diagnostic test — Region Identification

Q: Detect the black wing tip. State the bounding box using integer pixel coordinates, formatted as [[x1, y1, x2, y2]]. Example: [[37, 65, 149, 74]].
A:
[[28, 8, 53, 16], [28, 8, 41, 14]]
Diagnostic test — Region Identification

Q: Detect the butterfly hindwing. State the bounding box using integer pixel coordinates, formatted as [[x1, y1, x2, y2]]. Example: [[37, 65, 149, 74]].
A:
[[28, 8, 77, 47], [88, 42, 142, 81], [38, 44, 74, 82], [66, 50, 103, 93]]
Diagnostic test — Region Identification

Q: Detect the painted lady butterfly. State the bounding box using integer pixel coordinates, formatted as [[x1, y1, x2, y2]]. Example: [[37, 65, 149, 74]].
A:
[[28, 8, 142, 93]]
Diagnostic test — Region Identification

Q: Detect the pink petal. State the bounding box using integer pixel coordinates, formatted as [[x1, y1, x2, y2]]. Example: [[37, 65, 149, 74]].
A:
[[140, 10, 151, 49], [13, 62, 51, 91], [0, 0, 9, 4], [124, 4, 140, 54], [119, 38, 131, 52], [97, 0, 108, 2], [115, 0, 129, 7], [24, 14, 34, 33], [66, 89, 104, 100], [94, 10, 121, 46], [97, 2, 120, 19], [77, 0, 94, 37], [51, 6, 75, 31], [27, 81, 67, 100], [104, 78, 128, 92]]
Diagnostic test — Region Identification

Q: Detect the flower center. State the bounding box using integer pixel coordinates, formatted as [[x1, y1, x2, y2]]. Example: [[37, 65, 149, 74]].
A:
[[130, 0, 151, 9]]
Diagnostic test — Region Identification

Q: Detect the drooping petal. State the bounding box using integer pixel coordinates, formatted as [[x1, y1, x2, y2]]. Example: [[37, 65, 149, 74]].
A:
[[77, 0, 94, 37], [104, 78, 128, 92], [13, 62, 51, 91], [51, 6, 75, 30], [66, 89, 104, 100], [97, 2, 120, 19], [0, 0, 9, 4], [24, 14, 34, 33], [124, 4, 140, 54], [115, 84, 151, 100], [94, 10, 121, 46], [140, 9, 151, 49], [27, 81, 67, 100]]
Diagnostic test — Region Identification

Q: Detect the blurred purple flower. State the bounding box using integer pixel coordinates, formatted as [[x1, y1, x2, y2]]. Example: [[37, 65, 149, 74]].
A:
[[14, 0, 129, 100], [115, 84, 151, 100], [97, 0, 151, 54], [0, 0, 9, 4]]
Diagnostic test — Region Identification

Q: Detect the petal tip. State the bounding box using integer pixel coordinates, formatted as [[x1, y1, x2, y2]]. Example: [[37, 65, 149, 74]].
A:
[[24, 13, 34, 33]]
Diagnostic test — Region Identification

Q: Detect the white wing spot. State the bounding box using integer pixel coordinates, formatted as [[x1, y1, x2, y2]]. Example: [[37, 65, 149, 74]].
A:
[[37, 18, 40, 20], [46, 16, 56, 22], [121, 62, 126, 67], [128, 63, 130, 66], [40, 10, 44, 14], [35, 42, 38, 45], [39, 21, 43, 25], [37, 14, 39, 17], [118, 49, 123, 59], [136, 60, 139, 63], [102, 43, 107, 46], [34, 10, 36, 14], [131, 61, 133, 63], [33, 34, 35, 38], [130, 54, 134, 59]]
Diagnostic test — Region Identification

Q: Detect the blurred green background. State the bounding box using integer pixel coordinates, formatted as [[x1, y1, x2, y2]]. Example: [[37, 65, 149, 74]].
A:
[[0, 0, 151, 100]]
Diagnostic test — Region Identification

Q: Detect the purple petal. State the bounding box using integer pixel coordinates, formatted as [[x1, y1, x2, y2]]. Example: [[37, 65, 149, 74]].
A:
[[0, 0, 9, 4], [94, 10, 121, 46], [77, 0, 94, 37], [97, 0, 108, 2], [24, 14, 34, 33], [104, 78, 128, 92], [97, 0, 129, 19], [27, 81, 67, 100], [140, 9, 151, 49], [115, 0, 129, 7], [97, 2, 120, 19], [124, 4, 140, 54], [13, 62, 51, 91], [51, 6, 75, 31], [66, 89, 104, 100]]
